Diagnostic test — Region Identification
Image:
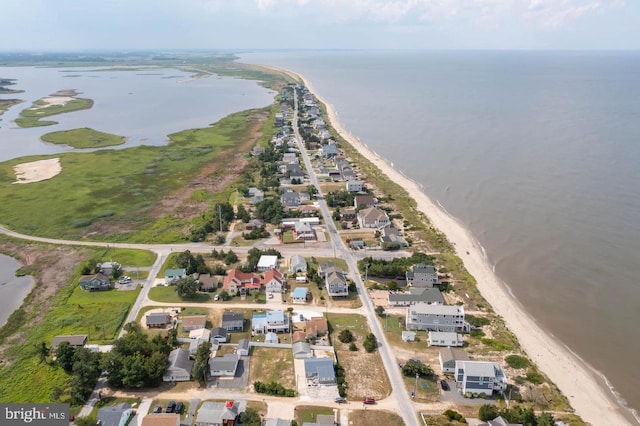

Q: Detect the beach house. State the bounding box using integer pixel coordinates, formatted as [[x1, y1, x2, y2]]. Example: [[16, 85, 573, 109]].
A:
[[406, 264, 440, 288], [455, 360, 507, 395], [251, 310, 290, 334], [406, 303, 466, 332]]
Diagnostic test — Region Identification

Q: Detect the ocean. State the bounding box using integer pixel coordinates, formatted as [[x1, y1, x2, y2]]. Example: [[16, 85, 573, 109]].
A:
[[240, 50, 640, 420]]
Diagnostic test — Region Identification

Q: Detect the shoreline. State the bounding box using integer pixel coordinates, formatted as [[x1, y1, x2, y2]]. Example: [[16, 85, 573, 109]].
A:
[[283, 67, 634, 425]]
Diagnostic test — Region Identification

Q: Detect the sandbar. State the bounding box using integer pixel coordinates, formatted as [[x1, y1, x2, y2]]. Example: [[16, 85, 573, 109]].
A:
[[13, 158, 62, 184]]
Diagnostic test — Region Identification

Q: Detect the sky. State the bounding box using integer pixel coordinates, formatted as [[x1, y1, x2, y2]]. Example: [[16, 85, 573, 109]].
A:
[[2, 0, 638, 51]]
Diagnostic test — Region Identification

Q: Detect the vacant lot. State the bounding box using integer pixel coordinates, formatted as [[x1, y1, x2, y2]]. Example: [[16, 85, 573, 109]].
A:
[[327, 313, 391, 400], [249, 347, 295, 389], [349, 410, 404, 426]]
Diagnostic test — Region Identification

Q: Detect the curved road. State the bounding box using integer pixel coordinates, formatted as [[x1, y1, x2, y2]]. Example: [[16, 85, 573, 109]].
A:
[[0, 88, 419, 425]]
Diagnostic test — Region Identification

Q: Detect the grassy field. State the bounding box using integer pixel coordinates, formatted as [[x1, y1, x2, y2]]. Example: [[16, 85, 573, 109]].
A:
[[87, 247, 157, 267], [248, 347, 295, 389], [16, 97, 94, 127], [148, 285, 213, 303], [0, 108, 269, 241], [327, 313, 391, 400], [41, 127, 126, 149], [0, 260, 139, 404], [295, 406, 336, 424]]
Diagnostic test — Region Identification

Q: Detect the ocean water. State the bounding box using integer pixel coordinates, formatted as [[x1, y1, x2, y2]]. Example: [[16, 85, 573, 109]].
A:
[[240, 50, 640, 420]]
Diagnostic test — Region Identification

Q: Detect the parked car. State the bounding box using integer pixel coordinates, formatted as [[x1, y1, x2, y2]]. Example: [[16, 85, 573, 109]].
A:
[[118, 277, 131, 284], [153, 406, 162, 413], [166, 401, 176, 413], [214, 294, 220, 301], [362, 397, 375, 405], [175, 402, 184, 414], [334, 397, 347, 404], [440, 380, 450, 391]]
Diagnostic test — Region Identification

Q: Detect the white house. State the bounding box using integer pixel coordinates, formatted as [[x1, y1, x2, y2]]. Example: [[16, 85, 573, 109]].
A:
[[163, 348, 193, 382], [428, 331, 465, 347], [357, 206, 391, 229], [406, 303, 466, 332], [262, 269, 284, 293], [455, 360, 507, 395], [209, 354, 240, 377], [289, 254, 308, 273], [326, 270, 348, 298], [257, 255, 279, 272], [165, 268, 187, 285], [292, 287, 309, 304], [252, 310, 290, 334], [345, 180, 363, 192], [406, 264, 440, 288]]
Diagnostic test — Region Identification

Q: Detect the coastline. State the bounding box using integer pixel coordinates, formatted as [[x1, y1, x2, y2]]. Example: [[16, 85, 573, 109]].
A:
[[282, 67, 633, 425]]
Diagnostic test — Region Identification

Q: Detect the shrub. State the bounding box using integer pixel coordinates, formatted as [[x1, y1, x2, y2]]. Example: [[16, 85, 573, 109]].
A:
[[443, 410, 466, 423], [525, 370, 544, 384], [505, 354, 530, 369], [363, 333, 378, 353], [338, 329, 354, 343], [348, 342, 357, 351]]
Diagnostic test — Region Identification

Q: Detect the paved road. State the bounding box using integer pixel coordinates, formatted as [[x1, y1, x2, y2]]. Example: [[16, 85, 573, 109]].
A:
[[292, 90, 419, 426], [0, 90, 416, 424]]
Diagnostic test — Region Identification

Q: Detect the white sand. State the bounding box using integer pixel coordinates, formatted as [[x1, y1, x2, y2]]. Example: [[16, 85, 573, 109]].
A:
[[13, 158, 62, 184], [30, 96, 74, 109], [292, 70, 633, 425]]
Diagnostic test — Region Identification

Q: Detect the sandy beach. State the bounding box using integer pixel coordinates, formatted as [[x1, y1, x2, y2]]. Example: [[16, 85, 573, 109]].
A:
[[289, 69, 633, 425], [13, 158, 62, 184]]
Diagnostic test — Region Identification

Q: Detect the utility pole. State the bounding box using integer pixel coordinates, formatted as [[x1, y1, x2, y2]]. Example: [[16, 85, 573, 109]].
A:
[[415, 373, 419, 398], [218, 204, 223, 233]]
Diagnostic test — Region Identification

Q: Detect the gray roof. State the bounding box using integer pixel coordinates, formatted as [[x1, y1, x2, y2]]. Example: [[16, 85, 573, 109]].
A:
[[407, 264, 437, 278], [293, 341, 312, 355], [166, 348, 193, 375], [439, 347, 470, 364], [146, 312, 170, 324], [458, 361, 501, 378], [222, 311, 244, 323], [304, 357, 336, 383], [388, 288, 444, 304], [97, 403, 131, 426], [196, 401, 243, 425], [410, 303, 463, 316], [209, 354, 240, 373], [480, 416, 523, 426], [238, 338, 250, 351], [51, 334, 88, 349], [211, 327, 228, 338]]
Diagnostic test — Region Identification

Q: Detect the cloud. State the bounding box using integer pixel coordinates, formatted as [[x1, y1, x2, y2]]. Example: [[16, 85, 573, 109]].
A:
[[249, 0, 625, 29]]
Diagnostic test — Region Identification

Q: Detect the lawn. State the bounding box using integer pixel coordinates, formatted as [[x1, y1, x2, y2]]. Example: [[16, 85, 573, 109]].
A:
[[327, 313, 391, 400], [249, 347, 295, 389], [0, 108, 271, 241], [41, 127, 126, 149], [148, 285, 213, 303], [380, 314, 431, 351], [88, 247, 157, 267], [295, 406, 336, 424], [16, 97, 94, 127]]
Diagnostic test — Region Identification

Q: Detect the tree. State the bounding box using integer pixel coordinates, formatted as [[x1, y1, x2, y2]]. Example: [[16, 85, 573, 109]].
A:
[[338, 329, 354, 343], [101, 322, 170, 389], [363, 333, 378, 353], [236, 204, 251, 223], [55, 341, 76, 372], [348, 342, 358, 351], [375, 306, 385, 316], [36, 341, 50, 364], [219, 290, 231, 301], [192, 342, 212, 386], [224, 250, 239, 265], [478, 404, 499, 421], [74, 416, 97, 426], [401, 360, 433, 378], [69, 347, 101, 405], [174, 276, 199, 299], [239, 408, 261, 426]]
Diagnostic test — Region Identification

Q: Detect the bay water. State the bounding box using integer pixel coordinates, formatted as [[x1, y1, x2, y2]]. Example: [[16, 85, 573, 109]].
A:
[[241, 50, 640, 419]]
